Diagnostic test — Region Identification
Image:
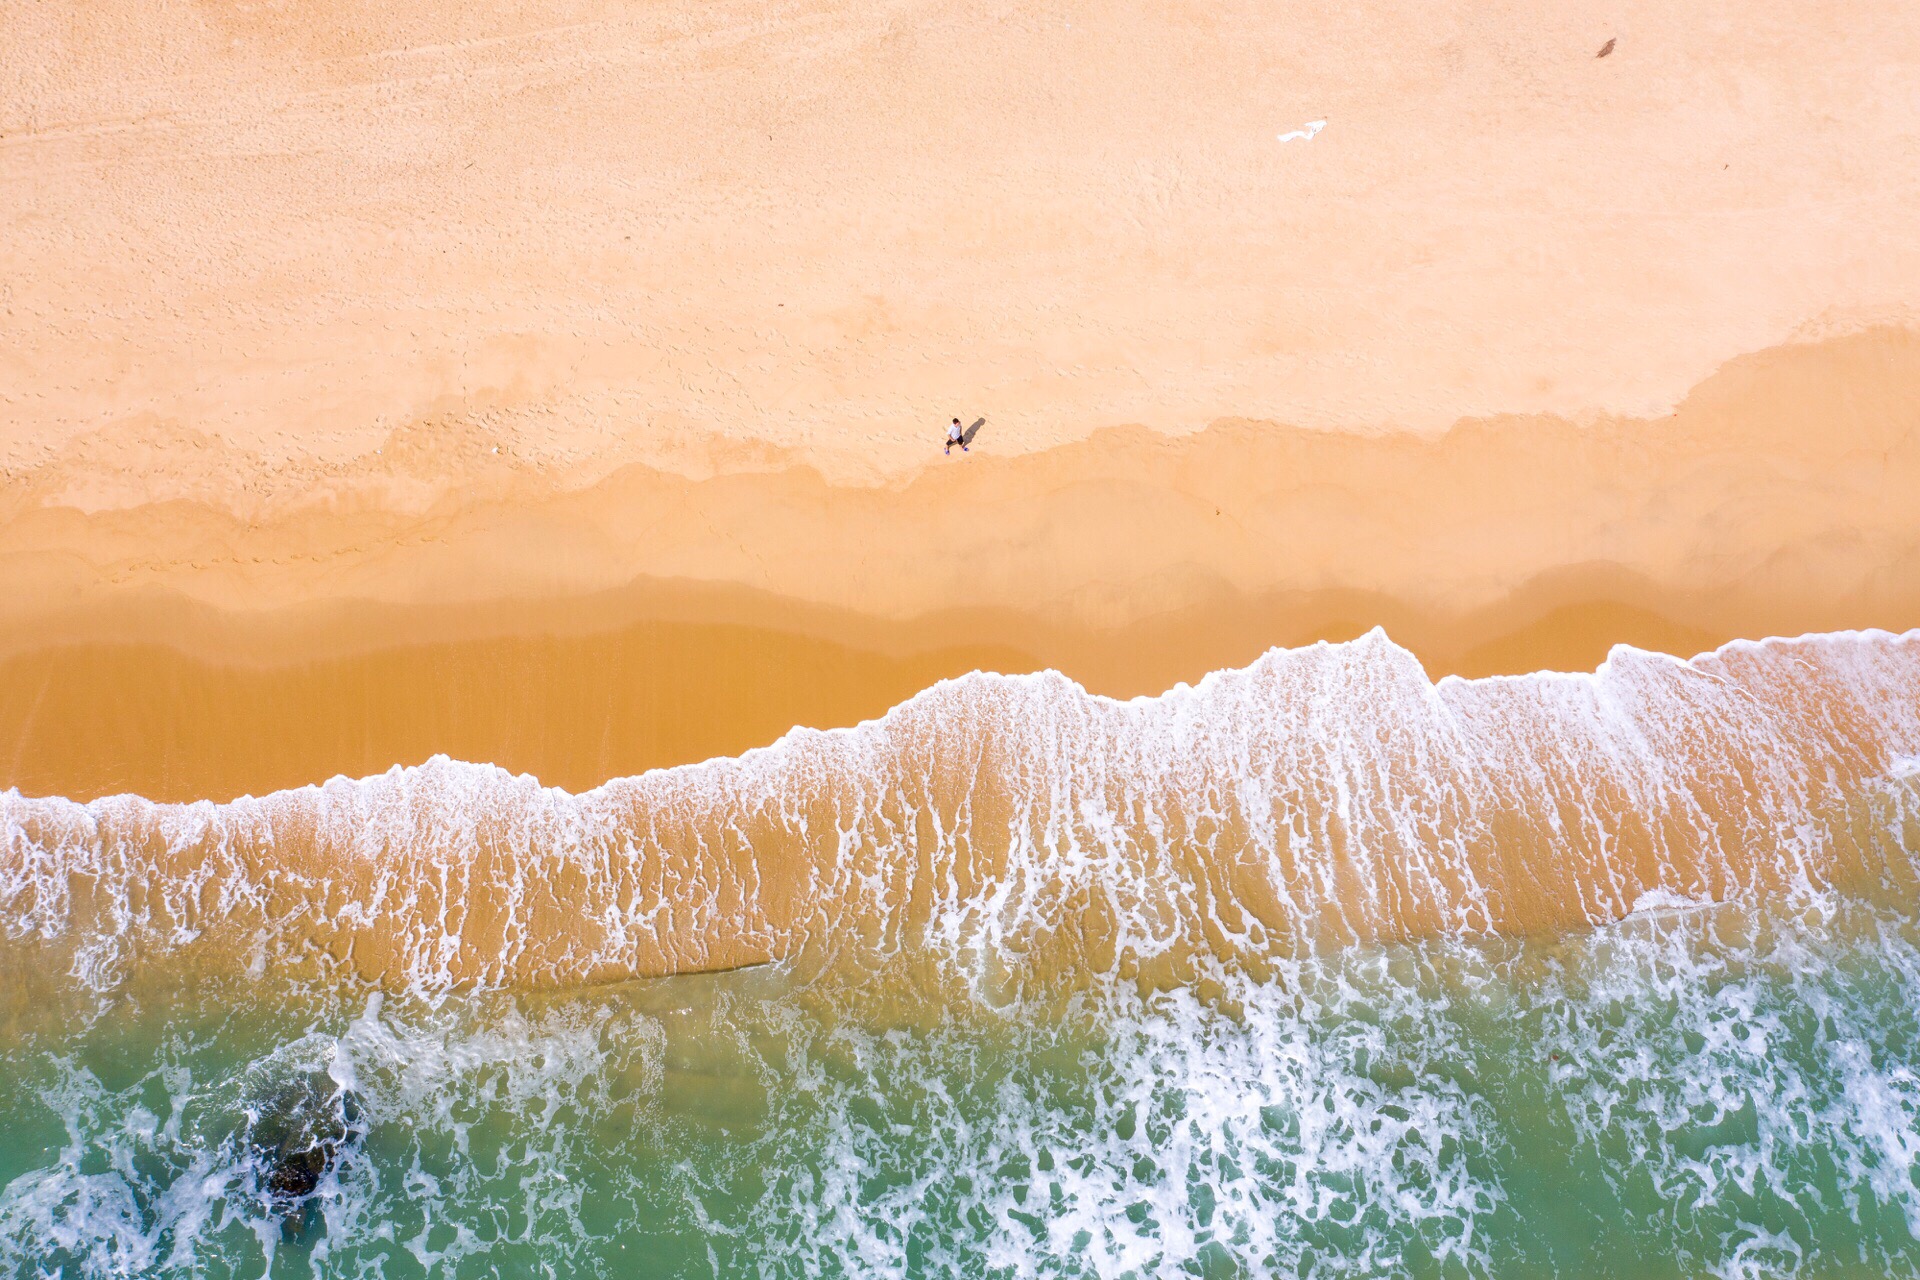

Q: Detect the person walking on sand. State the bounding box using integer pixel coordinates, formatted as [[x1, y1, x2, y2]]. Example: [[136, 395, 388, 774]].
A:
[[945, 417, 968, 454]]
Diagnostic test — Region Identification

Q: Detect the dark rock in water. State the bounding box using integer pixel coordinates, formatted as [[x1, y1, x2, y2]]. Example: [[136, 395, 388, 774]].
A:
[[244, 1070, 365, 1226]]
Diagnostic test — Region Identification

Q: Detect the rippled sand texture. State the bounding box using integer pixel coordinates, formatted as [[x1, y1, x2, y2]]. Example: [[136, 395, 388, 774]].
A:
[[6, 630, 1918, 992]]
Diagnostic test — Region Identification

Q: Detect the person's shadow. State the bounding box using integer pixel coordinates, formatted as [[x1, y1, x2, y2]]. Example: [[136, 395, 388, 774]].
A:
[[962, 418, 985, 448]]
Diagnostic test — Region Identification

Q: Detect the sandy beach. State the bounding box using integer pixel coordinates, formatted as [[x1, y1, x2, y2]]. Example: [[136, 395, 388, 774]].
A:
[[7, 0, 1920, 803], [8, 5, 1920, 1271], [4, 0, 1915, 484], [4, 325, 1918, 800]]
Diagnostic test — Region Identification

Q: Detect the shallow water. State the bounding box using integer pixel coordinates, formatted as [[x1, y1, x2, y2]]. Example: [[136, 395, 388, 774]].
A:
[[3, 894, 1919, 1278], [4, 631, 1920, 1276], [9, 630, 1920, 993]]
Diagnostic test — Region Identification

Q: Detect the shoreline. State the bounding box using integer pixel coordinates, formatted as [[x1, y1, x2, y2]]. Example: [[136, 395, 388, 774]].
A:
[[8, 627, 1916, 989], [7, 0, 1920, 1268], [6, 327, 1920, 801], [0, 578, 1838, 803]]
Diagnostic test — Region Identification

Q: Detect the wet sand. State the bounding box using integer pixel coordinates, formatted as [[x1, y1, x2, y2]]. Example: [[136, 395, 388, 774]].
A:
[[9, 628, 1918, 990], [6, 0, 1920, 804], [5, 328, 1919, 802], [0, 580, 1768, 802]]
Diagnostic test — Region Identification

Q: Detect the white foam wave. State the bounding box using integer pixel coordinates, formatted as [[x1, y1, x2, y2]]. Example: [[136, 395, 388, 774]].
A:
[[5, 895, 1920, 1276], [4, 628, 1920, 991]]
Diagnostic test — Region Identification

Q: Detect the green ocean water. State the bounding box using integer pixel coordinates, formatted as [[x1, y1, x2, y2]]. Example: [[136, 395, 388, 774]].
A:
[[3, 893, 1918, 1279], [8, 632, 1920, 1277]]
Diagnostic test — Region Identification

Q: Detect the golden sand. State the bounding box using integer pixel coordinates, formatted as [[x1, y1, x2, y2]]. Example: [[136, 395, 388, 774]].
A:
[[4, 329, 1919, 801], [7, 0, 1920, 489], [7, 320, 1920, 986], [5, 0, 1920, 808]]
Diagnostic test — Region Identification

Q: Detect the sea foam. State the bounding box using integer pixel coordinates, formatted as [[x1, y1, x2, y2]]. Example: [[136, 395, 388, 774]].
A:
[[3, 628, 1919, 994]]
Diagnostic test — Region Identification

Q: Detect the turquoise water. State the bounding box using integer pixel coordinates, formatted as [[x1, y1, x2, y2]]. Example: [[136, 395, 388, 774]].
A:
[[7, 633, 1920, 1276], [4, 894, 1918, 1279]]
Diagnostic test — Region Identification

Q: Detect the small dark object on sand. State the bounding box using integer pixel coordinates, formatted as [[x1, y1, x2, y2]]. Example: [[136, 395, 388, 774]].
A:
[[1596, 37, 1616, 58], [246, 1071, 365, 1234]]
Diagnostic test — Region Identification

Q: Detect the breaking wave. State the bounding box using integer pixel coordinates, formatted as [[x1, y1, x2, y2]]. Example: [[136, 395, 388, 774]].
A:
[[4, 628, 1920, 995], [5, 628, 1920, 1277]]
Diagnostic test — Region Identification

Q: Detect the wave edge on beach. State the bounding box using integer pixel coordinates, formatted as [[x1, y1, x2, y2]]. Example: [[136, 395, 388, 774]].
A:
[[5, 626, 1918, 997]]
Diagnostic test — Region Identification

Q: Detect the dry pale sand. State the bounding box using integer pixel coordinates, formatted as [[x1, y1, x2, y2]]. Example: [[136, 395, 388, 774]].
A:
[[3, 0, 1919, 800], [7, 0, 1920, 488]]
